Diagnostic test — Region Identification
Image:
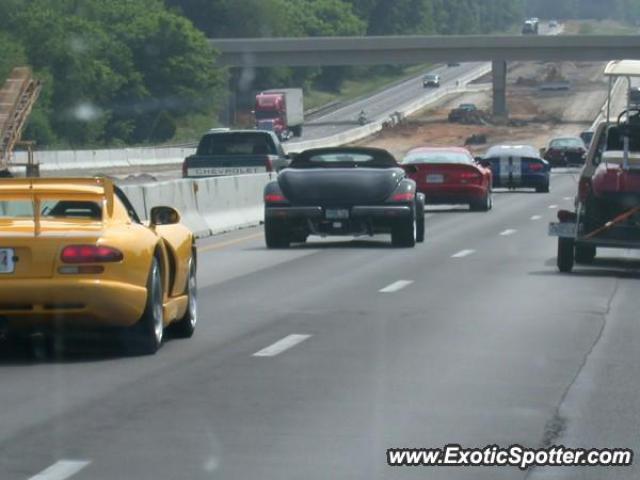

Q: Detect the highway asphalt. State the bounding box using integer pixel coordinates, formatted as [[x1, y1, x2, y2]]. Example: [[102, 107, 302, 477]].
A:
[[299, 62, 487, 141], [2, 170, 639, 480]]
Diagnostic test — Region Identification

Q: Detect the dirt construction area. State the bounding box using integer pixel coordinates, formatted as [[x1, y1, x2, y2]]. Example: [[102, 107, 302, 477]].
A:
[[359, 61, 611, 159]]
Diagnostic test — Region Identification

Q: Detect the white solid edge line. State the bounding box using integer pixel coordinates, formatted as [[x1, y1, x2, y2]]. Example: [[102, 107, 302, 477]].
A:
[[379, 280, 414, 293], [531, 215, 542, 220], [499, 229, 517, 236], [451, 249, 475, 258], [253, 334, 311, 357], [29, 460, 91, 480]]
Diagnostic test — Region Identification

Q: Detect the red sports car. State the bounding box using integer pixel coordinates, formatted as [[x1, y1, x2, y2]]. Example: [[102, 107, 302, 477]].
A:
[[401, 147, 493, 211]]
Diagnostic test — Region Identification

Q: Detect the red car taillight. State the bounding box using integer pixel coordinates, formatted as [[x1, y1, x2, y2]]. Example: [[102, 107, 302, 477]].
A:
[[528, 163, 544, 172], [265, 193, 286, 203], [61, 245, 123, 264], [578, 177, 591, 202], [458, 171, 482, 182]]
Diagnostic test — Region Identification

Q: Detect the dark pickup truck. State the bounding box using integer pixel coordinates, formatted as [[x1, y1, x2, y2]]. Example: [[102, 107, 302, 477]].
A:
[[182, 130, 290, 178]]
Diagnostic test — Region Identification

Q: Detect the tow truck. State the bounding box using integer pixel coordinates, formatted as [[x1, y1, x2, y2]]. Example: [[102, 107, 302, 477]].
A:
[[549, 60, 640, 272]]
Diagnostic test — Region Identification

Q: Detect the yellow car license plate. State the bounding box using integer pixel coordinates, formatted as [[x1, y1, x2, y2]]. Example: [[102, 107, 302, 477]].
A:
[[0, 248, 15, 274]]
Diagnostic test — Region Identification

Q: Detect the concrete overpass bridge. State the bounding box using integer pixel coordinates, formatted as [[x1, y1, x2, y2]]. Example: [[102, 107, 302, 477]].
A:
[[210, 34, 640, 117]]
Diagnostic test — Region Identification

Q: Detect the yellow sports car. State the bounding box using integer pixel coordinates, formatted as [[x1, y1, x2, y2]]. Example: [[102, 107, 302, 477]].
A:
[[0, 177, 197, 354]]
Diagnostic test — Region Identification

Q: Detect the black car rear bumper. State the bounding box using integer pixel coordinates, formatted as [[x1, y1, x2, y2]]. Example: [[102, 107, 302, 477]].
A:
[[265, 205, 411, 219], [265, 205, 412, 236], [493, 173, 549, 189], [265, 206, 323, 219]]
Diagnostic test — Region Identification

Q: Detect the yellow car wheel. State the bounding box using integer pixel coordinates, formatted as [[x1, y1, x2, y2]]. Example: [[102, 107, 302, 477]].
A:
[[170, 258, 197, 338], [127, 257, 164, 355]]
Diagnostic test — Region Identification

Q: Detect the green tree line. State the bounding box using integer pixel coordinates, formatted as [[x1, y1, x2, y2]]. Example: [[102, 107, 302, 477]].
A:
[[1, 0, 526, 147], [0, 0, 225, 147]]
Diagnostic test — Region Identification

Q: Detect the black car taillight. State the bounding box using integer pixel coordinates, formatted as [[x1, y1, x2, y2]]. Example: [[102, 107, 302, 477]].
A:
[[265, 193, 287, 203], [390, 192, 414, 202]]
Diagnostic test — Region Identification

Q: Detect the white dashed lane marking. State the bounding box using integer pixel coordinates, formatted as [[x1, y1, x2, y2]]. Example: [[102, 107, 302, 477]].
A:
[[253, 334, 312, 357], [28, 460, 91, 480], [499, 229, 517, 236], [531, 215, 542, 220], [379, 280, 414, 293], [451, 249, 475, 258]]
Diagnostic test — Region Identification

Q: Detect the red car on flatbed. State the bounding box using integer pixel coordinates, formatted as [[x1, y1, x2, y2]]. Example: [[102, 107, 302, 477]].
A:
[[401, 147, 493, 211]]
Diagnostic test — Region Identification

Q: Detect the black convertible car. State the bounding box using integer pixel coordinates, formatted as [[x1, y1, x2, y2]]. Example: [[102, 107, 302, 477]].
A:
[[263, 147, 425, 248]]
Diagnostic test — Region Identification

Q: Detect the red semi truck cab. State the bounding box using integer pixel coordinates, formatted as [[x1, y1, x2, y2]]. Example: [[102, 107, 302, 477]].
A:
[[254, 88, 304, 141]]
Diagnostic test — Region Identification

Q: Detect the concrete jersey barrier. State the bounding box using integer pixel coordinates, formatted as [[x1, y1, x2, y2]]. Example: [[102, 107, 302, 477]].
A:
[[119, 173, 275, 238]]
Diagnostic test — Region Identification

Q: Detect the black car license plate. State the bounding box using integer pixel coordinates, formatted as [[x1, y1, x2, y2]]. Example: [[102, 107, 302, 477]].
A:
[[326, 209, 349, 220]]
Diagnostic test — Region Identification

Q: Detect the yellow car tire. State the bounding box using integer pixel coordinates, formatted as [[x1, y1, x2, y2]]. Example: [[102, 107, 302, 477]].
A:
[[126, 257, 164, 355], [170, 258, 197, 339]]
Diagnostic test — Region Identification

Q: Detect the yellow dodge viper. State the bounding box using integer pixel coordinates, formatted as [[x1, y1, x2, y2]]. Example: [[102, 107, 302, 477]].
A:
[[0, 177, 197, 354]]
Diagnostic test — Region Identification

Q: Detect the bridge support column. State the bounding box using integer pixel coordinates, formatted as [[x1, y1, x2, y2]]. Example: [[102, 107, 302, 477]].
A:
[[492, 60, 508, 120]]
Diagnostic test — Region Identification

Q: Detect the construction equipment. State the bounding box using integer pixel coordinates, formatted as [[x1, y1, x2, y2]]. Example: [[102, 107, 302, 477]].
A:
[[0, 67, 42, 176]]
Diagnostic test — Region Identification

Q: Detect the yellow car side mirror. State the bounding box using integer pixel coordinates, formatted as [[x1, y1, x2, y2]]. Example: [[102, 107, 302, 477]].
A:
[[150, 206, 180, 226]]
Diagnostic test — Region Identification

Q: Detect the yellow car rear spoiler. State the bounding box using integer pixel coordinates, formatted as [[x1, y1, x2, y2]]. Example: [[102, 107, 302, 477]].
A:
[[0, 177, 115, 233]]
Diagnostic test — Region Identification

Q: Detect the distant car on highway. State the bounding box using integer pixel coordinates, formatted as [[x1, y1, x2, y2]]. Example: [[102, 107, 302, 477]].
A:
[[183, 130, 289, 178], [423, 74, 440, 88], [0, 177, 197, 354], [263, 147, 425, 248], [549, 19, 559, 28], [478, 144, 550, 192], [542, 136, 587, 167], [447, 62, 461, 67], [401, 147, 493, 211]]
